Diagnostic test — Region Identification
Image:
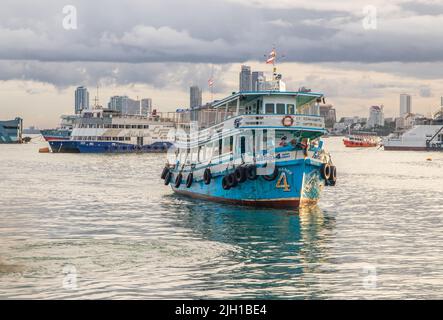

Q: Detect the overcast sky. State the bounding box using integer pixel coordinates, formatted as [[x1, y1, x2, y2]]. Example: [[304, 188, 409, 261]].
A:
[[1, 0, 443, 127]]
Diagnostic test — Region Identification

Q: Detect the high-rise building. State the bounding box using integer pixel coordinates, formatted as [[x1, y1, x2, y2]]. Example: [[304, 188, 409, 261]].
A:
[[141, 98, 152, 115], [319, 105, 337, 128], [239, 65, 252, 92], [108, 96, 142, 115], [75, 86, 89, 114], [251, 71, 264, 91], [367, 105, 385, 128], [190, 86, 202, 109], [400, 93, 411, 116]]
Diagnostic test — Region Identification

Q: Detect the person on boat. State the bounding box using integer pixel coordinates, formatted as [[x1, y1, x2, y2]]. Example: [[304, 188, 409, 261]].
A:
[[279, 135, 288, 146]]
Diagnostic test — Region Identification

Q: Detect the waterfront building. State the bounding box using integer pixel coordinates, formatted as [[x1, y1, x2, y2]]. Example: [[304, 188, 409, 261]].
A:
[[108, 96, 143, 115], [319, 104, 337, 128], [141, 98, 153, 115], [75, 86, 89, 114], [251, 71, 264, 91], [367, 105, 384, 128], [0, 118, 23, 143], [190, 86, 202, 109], [239, 65, 252, 92], [400, 94, 411, 116]]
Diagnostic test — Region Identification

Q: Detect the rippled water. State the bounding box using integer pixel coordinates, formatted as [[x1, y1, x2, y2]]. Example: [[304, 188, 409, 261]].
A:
[[1, 136, 443, 299]]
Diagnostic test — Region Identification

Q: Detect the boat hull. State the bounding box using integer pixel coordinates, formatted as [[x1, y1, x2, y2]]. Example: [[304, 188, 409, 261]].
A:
[[170, 159, 325, 209], [49, 140, 172, 153], [40, 129, 71, 142], [343, 140, 377, 148], [384, 146, 429, 151]]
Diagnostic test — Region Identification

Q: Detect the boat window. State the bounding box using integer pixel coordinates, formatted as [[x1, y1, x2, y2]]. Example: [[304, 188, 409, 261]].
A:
[[265, 103, 275, 114], [198, 145, 204, 162], [240, 136, 246, 155], [222, 136, 231, 155], [287, 104, 295, 114], [276, 103, 286, 114], [191, 147, 198, 163]]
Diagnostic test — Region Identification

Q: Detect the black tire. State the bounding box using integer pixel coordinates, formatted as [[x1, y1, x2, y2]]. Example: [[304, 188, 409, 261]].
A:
[[262, 166, 279, 181], [246, 165, 258, 180], [175, 173, 183, 188], [203, 168, 212, 185], [227, 173, 238, 188], [327, 166, 337, 186], [164, 171, 172, 185], [321, 163, 331, 180], [222, 175, 231, 190], [186, 173, 193, 188], [234, 166, 247, 183], [161, 166, 169, 179]]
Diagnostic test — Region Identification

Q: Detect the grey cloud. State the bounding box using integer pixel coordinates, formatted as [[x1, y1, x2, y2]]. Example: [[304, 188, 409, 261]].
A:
[[0, 60, 231, 93], [400, 1, 443, 16], [1, 0, 443, 88]]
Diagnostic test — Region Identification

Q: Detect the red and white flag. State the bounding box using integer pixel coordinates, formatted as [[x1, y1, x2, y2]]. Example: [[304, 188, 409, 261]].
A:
[[266, 49, 276, 64], [208, 78, 214, 87]]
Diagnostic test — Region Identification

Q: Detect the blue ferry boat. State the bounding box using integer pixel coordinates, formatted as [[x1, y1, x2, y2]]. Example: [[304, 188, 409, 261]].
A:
[[0, 118, 23, 143], [161, 70, 336, 209], [48, 108, 176, 153]]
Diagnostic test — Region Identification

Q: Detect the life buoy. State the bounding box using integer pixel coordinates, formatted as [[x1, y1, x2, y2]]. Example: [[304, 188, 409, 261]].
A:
[[186, 172, 193, 188], [246, 165, 258, 180], [321, 163, 331, 180], [203, 168, 212, 185], [175, 173, 183, 188], [164, 171, 172, 185], [262, 166, 279, 181], [222, 175, 231, 190], [161, 166, 169, 179], [227, 173, 238, 188], [282, 116, 294, 127], [234, 166, 247, 183]]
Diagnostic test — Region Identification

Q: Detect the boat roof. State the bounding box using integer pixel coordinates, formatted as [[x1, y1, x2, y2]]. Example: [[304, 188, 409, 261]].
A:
[[211, 91, 324, 109]]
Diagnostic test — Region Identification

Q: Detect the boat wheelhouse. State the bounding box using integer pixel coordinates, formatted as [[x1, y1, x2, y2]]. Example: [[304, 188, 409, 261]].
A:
[[161, 87, 337, 209], [48, 108, 177, 153]]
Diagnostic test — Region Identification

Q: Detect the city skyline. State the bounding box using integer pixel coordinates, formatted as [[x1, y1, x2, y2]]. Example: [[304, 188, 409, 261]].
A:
[[1, 0, 443, 127]]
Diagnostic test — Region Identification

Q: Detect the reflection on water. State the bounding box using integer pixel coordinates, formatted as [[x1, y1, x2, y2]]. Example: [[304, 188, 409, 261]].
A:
[[159, 196, 336, 299], [1, 137, 443, 299]]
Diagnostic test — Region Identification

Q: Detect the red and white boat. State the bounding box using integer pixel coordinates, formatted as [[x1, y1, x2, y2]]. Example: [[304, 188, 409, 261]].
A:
[[343, 135, 379, 148]]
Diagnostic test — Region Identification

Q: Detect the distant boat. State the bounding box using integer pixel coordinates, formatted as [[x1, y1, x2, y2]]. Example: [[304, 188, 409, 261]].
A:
[[48, 108, 176, 153], [383, 108, 443, 151], [0, 118, 23, 144], [383, 125, 443, 151], [343, 135, 379, 148], [40, 115, 77, 141]]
